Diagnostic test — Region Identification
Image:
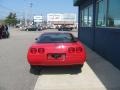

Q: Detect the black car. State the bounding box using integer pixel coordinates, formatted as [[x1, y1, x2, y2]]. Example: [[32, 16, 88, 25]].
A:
[[2, 25, 10, 38], [2, 29, 10, 38], [25, 25, 37, 31], [58, 25, 72, 31]]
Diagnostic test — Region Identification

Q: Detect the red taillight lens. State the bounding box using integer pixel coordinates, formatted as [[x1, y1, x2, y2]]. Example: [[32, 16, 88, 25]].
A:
[[38, 48, 45, 53], [76, 47, 82, 53], [68, 47, 83, 53], [30, 48, 45, 54], [68, 47, 75, 53], [30, 48, 37, 54]]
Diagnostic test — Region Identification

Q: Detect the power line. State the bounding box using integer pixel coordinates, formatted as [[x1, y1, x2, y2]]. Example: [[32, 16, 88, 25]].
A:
[[0, 4, 25, 19], [0, 4, 15, 12], [0, 4, 23, 14]]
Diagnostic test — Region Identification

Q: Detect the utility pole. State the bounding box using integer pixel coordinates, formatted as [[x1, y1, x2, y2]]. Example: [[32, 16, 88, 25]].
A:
[[24, 0, 27, 26], [28, 2, 33, 25]]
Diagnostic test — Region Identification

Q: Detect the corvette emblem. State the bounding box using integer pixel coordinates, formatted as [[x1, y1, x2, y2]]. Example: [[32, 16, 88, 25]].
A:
[[52, 54, 61, 59]]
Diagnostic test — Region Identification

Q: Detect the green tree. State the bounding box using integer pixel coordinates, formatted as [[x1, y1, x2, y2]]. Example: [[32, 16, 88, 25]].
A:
[[4, 12, 18, 26]]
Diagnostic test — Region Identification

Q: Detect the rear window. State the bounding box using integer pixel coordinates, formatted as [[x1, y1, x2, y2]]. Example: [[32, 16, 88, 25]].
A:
[[36, 33, 75, 43]]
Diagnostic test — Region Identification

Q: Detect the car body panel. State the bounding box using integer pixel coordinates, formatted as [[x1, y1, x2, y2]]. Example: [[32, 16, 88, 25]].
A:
[[27, 32, 86, 66], [27, 43, 86, 66]]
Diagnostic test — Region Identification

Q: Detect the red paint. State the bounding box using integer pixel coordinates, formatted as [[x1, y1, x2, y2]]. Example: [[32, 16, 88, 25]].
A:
[[27, 34, 86, 66]]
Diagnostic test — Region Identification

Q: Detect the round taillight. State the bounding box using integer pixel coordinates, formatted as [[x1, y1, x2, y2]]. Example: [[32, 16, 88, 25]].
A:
[[38, 48, 45, 53], [30, 48, 37, 54], [68, 47, 75, 53], [76, 47, 82, 52]]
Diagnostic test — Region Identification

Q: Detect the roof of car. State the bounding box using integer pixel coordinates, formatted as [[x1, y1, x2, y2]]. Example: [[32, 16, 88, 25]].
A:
[[41, 32, 72, 35]]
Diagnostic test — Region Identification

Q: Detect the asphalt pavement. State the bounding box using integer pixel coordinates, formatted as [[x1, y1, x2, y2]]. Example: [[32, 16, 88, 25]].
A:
[[0, 28, 120, 90]]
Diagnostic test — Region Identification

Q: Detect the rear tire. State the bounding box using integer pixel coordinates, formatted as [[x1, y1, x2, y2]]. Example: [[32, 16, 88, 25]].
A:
[[75, 64, 83, 71], [30, 65, 42, 75], [30, 65, 42, 70], [30, 65, 37, 69], [79, 64, 83, 68]]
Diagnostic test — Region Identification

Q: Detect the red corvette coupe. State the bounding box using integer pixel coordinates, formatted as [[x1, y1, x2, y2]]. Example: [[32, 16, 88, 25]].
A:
[[27, 32, 86, 69]]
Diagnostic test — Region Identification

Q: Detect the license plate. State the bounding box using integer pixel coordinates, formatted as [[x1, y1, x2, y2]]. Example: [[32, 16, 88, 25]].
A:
[[47, 53, 66, 60]]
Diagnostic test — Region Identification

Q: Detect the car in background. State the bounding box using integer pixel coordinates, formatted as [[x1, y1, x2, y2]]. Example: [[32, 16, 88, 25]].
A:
[[58, 25, 73, 31], [2, 30, 9, 38], [25, 25, 37, 31], [27, 32, 86, 69], [2, 25, 10, 38], [19, 26, 27, 31], [37, 25, 47, 31], [37, 25, 43, 31]]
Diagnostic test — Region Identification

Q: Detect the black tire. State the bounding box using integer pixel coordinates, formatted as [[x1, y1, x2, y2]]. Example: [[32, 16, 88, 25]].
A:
[[75, 64, 83, 70], [30, 65, 37, 69], [79, 64, 83, 68], [30, 65, 42, 70]]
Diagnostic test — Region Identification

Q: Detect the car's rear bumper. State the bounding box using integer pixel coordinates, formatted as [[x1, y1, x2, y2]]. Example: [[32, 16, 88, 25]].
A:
[[27, 55, 86, 66], [28, 61, 85, 66]]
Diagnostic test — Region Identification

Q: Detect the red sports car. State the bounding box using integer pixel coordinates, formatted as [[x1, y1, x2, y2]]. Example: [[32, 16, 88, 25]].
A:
[[27, 32, 86, 69]]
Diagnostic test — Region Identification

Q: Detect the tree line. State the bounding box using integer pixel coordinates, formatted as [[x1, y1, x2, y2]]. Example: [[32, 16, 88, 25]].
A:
[[2, 12, 19, 26]]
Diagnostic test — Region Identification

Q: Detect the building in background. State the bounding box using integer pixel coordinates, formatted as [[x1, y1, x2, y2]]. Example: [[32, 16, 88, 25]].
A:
[[74, 0, 120, 69], [47, 13, 77, 29], [33, 16, 43, 26]]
